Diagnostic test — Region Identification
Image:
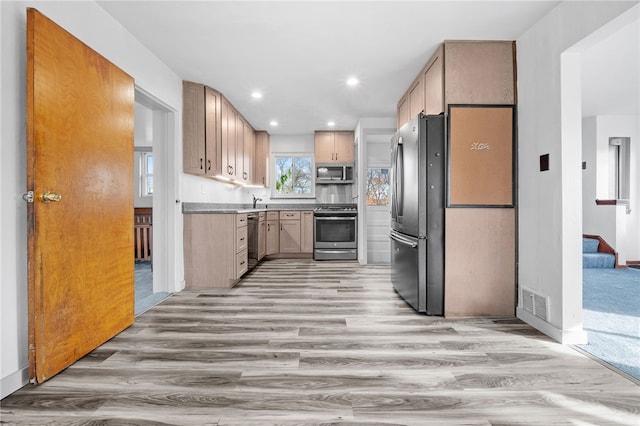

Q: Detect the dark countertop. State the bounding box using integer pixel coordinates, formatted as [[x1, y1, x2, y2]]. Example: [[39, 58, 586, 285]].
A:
[[182, 202, 357, 214]]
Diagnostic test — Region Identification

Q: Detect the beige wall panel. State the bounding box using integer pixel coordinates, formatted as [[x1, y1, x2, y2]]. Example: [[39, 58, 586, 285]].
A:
[[444, 41, 516, 105], [444, 208, 516, 317], [449, 106, 514, 206]]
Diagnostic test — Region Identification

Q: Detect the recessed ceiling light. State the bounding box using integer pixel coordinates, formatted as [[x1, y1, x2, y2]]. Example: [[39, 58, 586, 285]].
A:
[[346, 77, 359, 86], [270, 120, 278, 127], [327, 121, 335, 127], [251, 91, 263, 99]]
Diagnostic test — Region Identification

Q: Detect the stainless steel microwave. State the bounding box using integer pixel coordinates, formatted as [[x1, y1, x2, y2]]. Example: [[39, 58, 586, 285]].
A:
[[316, 163, 354, 184]]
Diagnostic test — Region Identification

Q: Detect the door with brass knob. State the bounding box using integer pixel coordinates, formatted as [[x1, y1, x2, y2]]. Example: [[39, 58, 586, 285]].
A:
[[26, 9, 135, 383]]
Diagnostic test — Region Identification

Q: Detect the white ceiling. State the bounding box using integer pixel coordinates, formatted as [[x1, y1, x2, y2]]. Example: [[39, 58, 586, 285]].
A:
[[97, 1, 636, 135]]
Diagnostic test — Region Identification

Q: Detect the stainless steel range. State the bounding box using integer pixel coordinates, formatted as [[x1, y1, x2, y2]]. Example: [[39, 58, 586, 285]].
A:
[[313, 205, 357, 260]]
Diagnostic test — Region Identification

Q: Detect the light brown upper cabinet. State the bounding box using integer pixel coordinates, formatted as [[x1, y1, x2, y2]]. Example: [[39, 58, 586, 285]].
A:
[[254, 131, 270, 187], [396, 41, 516, 129], [184, 80, 265, 186], [221, 97, 238, 179], [314, 131, 354, 163], [241, 119, 255, 184], [183, 81, 222, 176]]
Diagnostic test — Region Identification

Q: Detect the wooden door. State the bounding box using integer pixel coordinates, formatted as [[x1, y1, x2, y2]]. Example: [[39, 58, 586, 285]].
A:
[[27, 9, 135, 383], [314, 131, 335, 162], [204, 86, 222, 176], [279, 220, 301, 253], [300, 211, 314, 253], [334, 132, 354, 163], [408, 78, 423, 120], [221, 98, 236, 178], [423, 46, 444, 115], [266, 220, 279, 255], [182, 81, 205, 175]]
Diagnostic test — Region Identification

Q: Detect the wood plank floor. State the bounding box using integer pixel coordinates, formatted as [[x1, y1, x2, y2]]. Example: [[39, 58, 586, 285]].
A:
[[2, 260, 639, 425]]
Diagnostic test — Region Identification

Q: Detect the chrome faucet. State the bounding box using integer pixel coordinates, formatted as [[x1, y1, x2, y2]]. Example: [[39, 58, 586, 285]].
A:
[[252, 194, 262, 209]]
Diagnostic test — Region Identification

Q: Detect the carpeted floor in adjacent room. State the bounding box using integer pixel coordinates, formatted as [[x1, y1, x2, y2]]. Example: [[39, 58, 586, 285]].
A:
[[579, 267, 640, 380]]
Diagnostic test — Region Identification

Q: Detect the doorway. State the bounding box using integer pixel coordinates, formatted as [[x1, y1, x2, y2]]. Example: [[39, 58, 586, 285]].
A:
[[364, 133, 394, 264], [133, 88, 177, 314]]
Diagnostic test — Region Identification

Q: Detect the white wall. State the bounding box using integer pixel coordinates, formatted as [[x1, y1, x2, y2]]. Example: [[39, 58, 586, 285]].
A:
[[0, 0, 183, 399], [582, 115, 640, 263], [516, 1, 637, 343]]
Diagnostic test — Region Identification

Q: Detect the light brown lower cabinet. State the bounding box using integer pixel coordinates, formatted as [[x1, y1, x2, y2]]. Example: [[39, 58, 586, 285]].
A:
[[258, 212, 266, 260], [301, 211, 314, 253], [183, 213, 247, 289], [279, 211, 301, 253], [266, 211, 279, 255]]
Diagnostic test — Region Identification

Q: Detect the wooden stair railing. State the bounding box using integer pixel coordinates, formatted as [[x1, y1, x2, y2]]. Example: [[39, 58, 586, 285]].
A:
[[134, 208, 152, 262], [583, 233, 624, 269]]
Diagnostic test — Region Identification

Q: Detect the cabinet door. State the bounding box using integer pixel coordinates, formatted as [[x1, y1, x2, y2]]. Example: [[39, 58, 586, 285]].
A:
[[254, 131, 270, 187], [314, 131, 335, 162], [235, 114, 245, 181], [266, 219, 279, 255], [279, 220, 301, 253], [258, 219, 266, 259], [397, 94, 410, 129], [423, 45, 444, 115], [242, 121, 254, 183], [204, 86, 222, 175], [409, 78, 424, 120], [444, 41, 516, 105], [221, 98, 236, 179], [334, 132, 354, 163], [300, 211, 314, 253], [182, 81, 205, 175]]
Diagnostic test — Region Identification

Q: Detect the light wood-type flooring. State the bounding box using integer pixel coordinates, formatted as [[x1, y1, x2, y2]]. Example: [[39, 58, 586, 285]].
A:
[[2, 260, 639, 425]]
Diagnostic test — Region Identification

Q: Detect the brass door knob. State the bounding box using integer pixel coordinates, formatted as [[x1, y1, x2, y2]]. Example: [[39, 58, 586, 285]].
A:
[[40, 191, 62, 204]]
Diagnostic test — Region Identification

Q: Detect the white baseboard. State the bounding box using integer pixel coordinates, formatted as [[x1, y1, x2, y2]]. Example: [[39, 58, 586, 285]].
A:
[[517, 307, 588, 344], [1, 367, 29, 400]]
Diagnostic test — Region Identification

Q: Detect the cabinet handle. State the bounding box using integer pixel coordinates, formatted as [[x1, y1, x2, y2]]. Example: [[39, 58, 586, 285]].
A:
[[240, 261, 245, 265], [207, 160, 211, 171], [332, 153, 334, 161], [200, 158, 203, 170], [281, 224, 283, 231], [243, 171, 248, 179], [335, 152, 338, 161]]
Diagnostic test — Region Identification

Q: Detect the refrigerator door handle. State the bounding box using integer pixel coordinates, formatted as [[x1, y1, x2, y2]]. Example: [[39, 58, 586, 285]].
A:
[[389, 230, 418, 248]]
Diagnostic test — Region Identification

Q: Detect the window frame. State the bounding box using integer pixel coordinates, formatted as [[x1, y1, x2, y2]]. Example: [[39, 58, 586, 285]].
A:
[[271, 153, 315, 199], [365, 166, 391, 207], [139, 150, 153, 198]]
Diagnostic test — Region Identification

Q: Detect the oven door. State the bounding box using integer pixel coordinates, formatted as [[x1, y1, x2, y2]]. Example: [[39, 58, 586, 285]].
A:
[[314, 214, 357, 249]]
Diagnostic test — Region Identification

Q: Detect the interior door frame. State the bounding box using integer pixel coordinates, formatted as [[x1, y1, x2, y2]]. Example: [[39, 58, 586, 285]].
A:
[[134, 86, 178, 295]]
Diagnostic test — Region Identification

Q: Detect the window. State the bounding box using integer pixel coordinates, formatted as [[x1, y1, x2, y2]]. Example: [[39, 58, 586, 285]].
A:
[[273, 154, 313, 197], [608, 137, 630, 200], [366, 167, 390, 206], [140, 152, 153, 197]]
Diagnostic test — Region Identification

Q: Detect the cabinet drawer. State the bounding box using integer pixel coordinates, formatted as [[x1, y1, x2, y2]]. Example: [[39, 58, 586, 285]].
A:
[[266, 211, 279, 220], [236, 214, 248, 228], [258, 211, 266, 221], [236, 225, 248, 252], [236, 249, 248, 278], [280, 211, 300, 220]]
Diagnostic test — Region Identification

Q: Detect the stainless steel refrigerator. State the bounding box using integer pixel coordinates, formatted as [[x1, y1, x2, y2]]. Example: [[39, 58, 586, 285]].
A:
[[390, 114, 445, 314]]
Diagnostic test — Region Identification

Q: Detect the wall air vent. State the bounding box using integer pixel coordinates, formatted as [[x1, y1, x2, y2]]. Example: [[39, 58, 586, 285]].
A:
[[521, 288, 549, 322]]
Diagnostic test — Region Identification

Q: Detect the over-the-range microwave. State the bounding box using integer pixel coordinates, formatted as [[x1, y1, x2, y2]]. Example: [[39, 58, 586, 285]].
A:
[[316, 163, 354, 184]]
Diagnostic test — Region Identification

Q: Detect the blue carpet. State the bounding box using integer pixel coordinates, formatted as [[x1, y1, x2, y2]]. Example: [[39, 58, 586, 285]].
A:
[[578, 268, 640, 380], [135, 262, 170, 316]]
